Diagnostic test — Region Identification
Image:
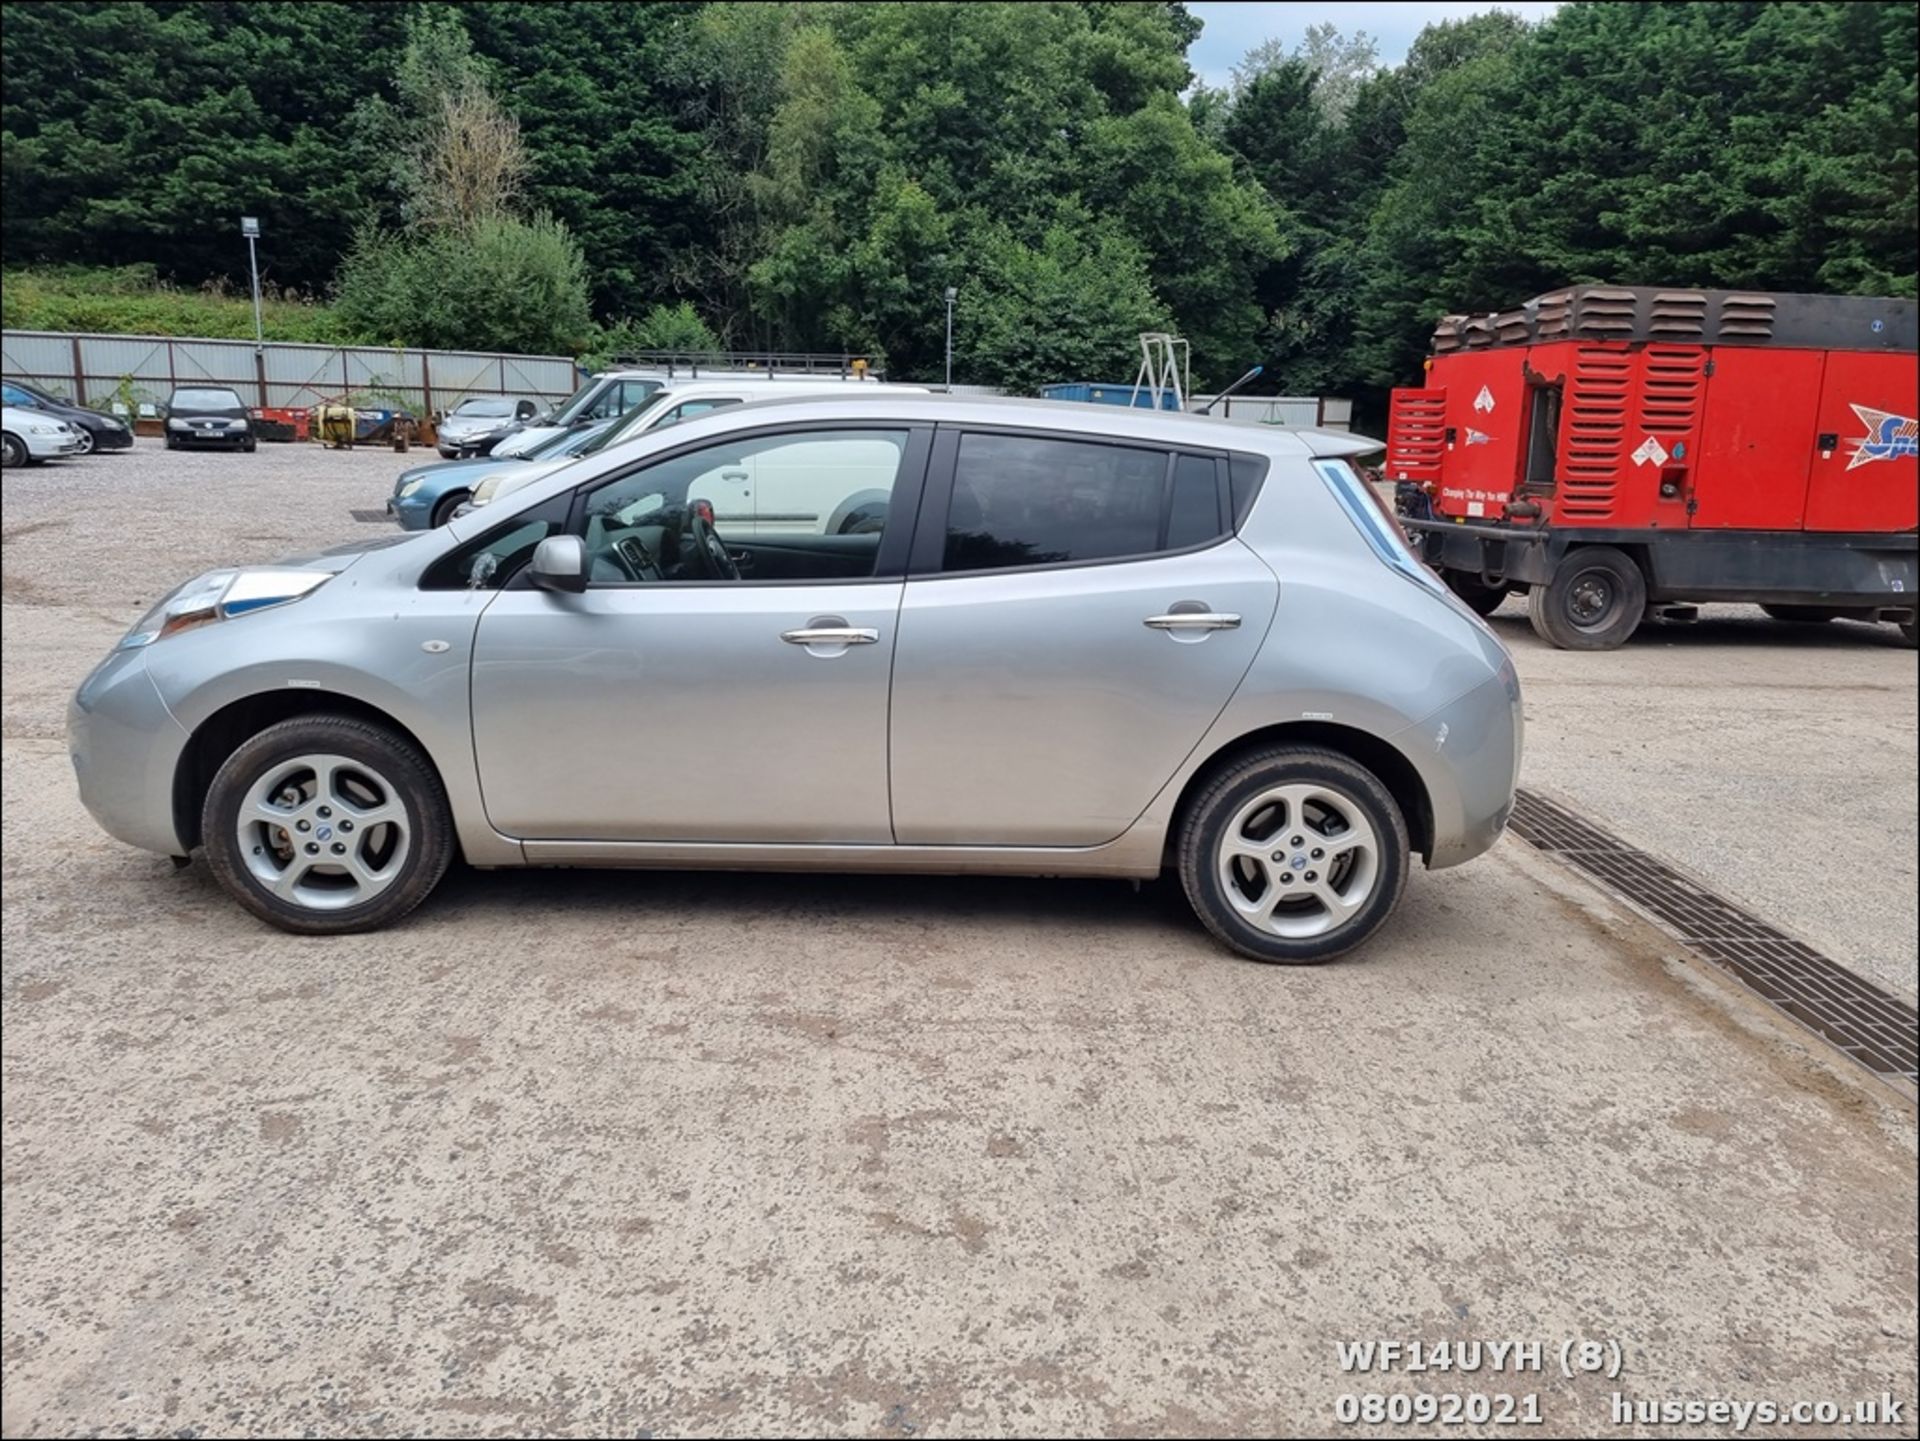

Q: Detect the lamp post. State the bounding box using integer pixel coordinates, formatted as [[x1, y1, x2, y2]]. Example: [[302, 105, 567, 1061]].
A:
[[240, 216, 264, 349], [943, 286, 957, 389]]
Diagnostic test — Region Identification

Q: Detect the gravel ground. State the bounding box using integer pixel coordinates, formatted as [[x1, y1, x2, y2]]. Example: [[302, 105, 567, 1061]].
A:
[[2, 438, 1915, 1437]]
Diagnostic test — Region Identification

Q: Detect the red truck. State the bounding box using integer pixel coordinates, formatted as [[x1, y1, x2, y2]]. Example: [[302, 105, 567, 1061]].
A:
[[1387, 285, 1917, 649]]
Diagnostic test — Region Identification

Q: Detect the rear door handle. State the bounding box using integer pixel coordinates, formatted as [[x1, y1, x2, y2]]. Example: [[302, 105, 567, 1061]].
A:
[[1144, 612, 1241, 631], [781, 627, 879, 645]]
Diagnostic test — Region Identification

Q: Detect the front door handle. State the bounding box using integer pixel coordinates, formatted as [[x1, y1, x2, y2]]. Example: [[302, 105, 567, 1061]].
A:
[[1144, 612, 1241, 631], [782, 627, 879, 646]]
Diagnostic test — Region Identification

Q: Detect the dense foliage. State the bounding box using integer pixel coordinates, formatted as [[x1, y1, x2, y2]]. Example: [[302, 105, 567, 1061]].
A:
[[3, 1, 1914, 408]]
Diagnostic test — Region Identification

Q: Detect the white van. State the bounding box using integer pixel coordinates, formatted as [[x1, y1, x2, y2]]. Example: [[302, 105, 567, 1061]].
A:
[[467, 377, 926, 529]]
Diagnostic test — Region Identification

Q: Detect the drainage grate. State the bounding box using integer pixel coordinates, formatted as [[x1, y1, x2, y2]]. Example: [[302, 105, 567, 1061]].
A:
[[349, 508, 392, 524], [1510, 789, 1918, 1089]]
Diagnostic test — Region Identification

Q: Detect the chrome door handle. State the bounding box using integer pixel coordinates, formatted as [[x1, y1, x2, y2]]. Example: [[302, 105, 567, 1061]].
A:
[[782, 627, 879, 645], [1144, 612, 1240, 631]]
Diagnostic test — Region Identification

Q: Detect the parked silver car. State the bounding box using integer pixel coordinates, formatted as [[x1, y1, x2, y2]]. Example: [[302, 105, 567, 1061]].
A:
[[69, 396, 1522, 962]]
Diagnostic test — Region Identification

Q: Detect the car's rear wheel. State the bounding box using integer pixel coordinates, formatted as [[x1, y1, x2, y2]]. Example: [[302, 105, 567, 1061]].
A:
[[1529, 546, 1646, 650], [1, 434, 24, 468], [1178, 746, 1410, 964], [431, 490, 470, 528], [201, 715, 455, 935]]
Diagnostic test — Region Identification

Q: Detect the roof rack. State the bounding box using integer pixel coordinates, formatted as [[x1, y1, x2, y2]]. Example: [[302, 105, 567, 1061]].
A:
[[607, 349, 885, 380]]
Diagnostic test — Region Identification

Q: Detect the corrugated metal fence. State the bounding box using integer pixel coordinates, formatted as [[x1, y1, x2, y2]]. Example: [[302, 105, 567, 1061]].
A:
[[0, 330, 580, 415]]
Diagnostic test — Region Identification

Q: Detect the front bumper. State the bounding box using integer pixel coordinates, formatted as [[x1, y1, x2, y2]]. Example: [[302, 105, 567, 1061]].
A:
[[387, 492, 436, 530], [171, 429, 252, 448], [68, 649, 194, 856], [88, 426, 135, 450], [24, 432, 84, 458], [1389, 664, 1524, 870]]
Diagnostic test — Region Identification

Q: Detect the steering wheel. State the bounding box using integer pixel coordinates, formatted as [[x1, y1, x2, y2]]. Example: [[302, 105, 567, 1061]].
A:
[[685, 503, 740, 581]]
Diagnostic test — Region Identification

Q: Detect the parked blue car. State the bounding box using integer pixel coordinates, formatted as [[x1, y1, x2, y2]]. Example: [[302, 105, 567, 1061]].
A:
[[386, 418, 618, 529]]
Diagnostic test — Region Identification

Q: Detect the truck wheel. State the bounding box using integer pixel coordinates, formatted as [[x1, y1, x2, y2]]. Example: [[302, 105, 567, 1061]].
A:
[[1529, 547, 1646, 651], [1761, 604, 1845, 624], [1446, 572, 1509, 617]]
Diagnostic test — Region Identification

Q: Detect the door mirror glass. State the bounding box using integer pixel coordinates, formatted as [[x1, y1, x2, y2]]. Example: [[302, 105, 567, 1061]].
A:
[[529, 534, 589, 593]]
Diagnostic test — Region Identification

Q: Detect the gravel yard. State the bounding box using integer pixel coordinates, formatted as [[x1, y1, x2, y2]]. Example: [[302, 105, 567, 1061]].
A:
[[3, 438, 1914, 1437]]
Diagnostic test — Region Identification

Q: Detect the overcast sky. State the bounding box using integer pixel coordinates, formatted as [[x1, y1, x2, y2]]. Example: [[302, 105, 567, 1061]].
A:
[[1186, 2, 1564, 90]]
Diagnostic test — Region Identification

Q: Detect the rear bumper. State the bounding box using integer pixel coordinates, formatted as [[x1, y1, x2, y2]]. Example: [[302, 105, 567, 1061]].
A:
[[1390, 665, 1524, 870]]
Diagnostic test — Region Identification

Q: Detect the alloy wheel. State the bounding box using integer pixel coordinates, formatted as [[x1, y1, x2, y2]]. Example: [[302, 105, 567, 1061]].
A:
[[1215, 783, 1381, 939], [236, 753, 411, 911]]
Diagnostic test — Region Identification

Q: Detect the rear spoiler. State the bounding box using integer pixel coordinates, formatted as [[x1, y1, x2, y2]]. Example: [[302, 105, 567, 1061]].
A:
[[1298, 428, 1385, 459]]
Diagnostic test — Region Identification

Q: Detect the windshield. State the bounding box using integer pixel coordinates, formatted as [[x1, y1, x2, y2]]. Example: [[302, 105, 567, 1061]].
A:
[[548, 376, 604, 426], [579, 392, 672, 455], [452, 397, 516, 418], [171, 388, 245, 411], [527, 423, 602, 459]]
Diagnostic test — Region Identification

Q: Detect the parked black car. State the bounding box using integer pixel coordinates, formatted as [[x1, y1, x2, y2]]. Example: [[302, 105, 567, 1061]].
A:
[[1, 379, 134, 454], [164, 386, 256, 452]]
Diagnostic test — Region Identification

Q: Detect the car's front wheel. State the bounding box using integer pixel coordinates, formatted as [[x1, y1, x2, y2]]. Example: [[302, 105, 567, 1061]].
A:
[[200, 715, 456, 935], [0, 433, 24, 468], [73, 428, 96, 456], [431, 490, 470, 528], [1178, 746, 1410, 964]]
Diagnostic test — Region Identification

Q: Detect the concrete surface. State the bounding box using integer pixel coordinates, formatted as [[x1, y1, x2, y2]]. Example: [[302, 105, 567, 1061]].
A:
[[3, 441, 1916, 1437], [1474, 595, 1919, 1002]]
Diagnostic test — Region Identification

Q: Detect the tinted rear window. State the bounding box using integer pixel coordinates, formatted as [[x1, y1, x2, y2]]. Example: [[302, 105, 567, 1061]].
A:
[[942, 432, 1232, 572]]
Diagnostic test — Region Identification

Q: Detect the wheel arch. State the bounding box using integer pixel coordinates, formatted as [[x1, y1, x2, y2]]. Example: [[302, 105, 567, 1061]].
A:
[[172, 689, 449, 853], [1167, 720, 1436, 864]]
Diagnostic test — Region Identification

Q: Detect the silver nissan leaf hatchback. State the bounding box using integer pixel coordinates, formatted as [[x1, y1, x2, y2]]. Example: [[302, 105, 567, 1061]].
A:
[[70, 394, 1522, 963]]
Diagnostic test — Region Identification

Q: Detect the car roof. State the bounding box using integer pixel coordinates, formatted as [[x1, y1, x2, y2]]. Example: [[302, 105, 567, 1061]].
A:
[[709, 391, 1376, 457]]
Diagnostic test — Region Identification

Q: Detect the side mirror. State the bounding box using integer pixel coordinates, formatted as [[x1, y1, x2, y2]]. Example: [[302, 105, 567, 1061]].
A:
[[529, 534, 589, 594]]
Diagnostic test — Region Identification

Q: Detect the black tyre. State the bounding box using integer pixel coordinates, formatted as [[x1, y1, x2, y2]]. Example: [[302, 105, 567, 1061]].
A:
[[430, 490, 470, 528], [164, 433, 178, 451], [243, 436, 257, 453], [1900, 619, 1917, 648], [1528, 546, 1646, 650], [1761, 603, 1846, 624], [200, 715, 455, 935], [0, 433, 24, 468], [1178, 746, 1410, 964], [1445, 571, 1509, 617]]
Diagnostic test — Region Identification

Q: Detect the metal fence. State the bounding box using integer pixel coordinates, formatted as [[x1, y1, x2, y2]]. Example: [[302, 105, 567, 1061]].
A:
[[0, 330, 581, 416]]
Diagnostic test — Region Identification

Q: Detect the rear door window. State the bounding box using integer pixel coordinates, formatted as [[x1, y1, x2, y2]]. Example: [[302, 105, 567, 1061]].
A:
[[939, 432, 1228, 573]]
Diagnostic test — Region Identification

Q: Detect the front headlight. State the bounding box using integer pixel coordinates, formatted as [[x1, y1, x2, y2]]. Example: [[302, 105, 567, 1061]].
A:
[[166, 418, 188, 430], [120, 568, 332, 649], [25, 421, 62, 435], [397, 476, 426, 498], [470, 475, 501, 505]]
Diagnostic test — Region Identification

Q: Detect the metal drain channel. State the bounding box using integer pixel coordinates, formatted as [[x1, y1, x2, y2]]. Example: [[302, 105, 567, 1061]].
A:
[[1509, 789, 1918, 1089], [348, 508, 391, 524]]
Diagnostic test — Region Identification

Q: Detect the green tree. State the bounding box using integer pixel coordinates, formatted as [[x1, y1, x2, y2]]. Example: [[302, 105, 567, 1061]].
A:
[[961, 219, 1170, 393]]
